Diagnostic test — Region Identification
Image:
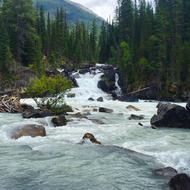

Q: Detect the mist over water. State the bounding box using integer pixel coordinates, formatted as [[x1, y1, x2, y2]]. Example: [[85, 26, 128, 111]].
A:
[[0, 67, 189, 190]]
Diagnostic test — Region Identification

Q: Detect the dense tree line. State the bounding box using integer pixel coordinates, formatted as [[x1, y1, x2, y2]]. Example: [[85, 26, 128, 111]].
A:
[[0, 0, 189, 99], [99, 0, 190, 98], [0, 0, 98, 77]]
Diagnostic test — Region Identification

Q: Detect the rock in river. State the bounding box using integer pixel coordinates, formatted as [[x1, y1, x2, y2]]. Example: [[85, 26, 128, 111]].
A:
[[97, 97, 104, 102], [99, 107, 113, 113], [67, 93, 76, 98], [51, 115, 67, 127], [81, 133, 101, 145], [154, 167, 178, 178], [22, 108, 54, 119], [151, 102, 190, 128], [126, 105, 141, 111], [11, 124, 46, 139], [169, 173, 190, 190], [128, 114, 144, 120]]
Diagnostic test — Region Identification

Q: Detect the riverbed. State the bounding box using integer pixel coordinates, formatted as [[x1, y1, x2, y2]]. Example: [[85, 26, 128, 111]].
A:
[[0, 69, 189, 190]]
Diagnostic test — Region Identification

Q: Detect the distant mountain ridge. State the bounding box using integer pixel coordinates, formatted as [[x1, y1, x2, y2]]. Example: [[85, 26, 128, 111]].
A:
[[33, 0, 104, 25]]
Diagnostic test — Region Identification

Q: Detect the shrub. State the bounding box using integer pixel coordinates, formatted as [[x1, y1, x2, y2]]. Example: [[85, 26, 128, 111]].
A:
[[26, 75, 73, 97], [34, 96, 73, 115]]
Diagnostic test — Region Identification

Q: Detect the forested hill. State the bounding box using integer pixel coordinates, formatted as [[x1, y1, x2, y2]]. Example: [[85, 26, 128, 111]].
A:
[[33, 0, 104, 25]]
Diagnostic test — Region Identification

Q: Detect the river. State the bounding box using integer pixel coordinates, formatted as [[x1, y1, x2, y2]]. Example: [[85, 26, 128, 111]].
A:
[[0, 67, 189, 190]]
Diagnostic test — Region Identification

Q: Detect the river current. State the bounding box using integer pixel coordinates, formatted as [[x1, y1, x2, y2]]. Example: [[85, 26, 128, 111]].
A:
[[0, 68, 189, 190]]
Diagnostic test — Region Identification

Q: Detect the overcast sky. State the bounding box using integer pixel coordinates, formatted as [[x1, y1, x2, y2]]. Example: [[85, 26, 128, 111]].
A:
[[71, 0, 117, 20]]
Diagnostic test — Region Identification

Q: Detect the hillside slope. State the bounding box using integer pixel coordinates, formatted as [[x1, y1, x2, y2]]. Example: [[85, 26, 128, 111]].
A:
[[33, 0, 104, 25]]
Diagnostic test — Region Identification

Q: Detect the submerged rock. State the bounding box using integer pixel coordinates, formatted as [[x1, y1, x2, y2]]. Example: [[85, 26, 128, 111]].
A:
[[88, 119, 105, 125], [128, 114, 144, 120], [99, 107, 113, 113], [151, 102, 190, 128], [81, 133, 101, 145], [69, 112, 88, 119], [52, 115, 67, 127], [169, 173, 190, 190], [126, 105, 141, 111], [154, 167, 178, 178], [88, 98, 95, 101], [11, 124, 46, 139], [67, 93, 76, 98], [97, 97, 104, 102], [117, 95, 139, 102], [22, 108, 53, 119]]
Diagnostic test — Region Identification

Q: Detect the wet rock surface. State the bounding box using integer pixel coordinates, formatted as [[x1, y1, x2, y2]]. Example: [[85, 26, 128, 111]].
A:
[[151, 102, 190, 128], [11, 124, 46, 139], [126, 105, 141, 111], [99, 107, 113, 113], [52, 115, 67, 127], [22, 108, 54, 119], [97, 97, 103, 102], [81, 133, 101, 145], [169, 173, 190, 190], [128, 114, 144, 120], [154, 167, 178, 178]]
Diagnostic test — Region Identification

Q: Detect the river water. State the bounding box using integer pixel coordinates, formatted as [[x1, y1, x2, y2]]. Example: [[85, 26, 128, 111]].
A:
[[0, 68, 189, 190]]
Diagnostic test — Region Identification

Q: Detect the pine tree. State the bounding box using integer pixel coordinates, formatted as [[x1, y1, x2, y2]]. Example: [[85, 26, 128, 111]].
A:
[[0, 18, 13, 73], [2, 0, 42, 68]]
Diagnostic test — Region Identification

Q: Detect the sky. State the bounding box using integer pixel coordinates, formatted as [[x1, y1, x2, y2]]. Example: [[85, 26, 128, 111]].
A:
[[71, 0, 117, 20]]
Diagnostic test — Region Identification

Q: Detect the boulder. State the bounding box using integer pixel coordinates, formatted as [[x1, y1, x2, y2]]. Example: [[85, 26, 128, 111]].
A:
[[21, 104, 34, 112], [67, 93, 76, 98], [169, 173, 190, 190], [79, 68, 89, 74], [128, 114, 144, 120], [81, 133, 101, 145], [88, 98, 95, 101], [126, 105, 141, 111], [97, 97, 104, 102], [72, 73, 80, 79], [99, 107, 113, 113], [186, 97, 190, 112], [51, 115, 67, 127], [117, 95, 139, 102], [11, 124, 46, 139], [70, 77, 78, 87], [150, 103, 190, 128], [97, 80, 109, 93], [22, 108, 53, 119], [154, 167, 178, 178]]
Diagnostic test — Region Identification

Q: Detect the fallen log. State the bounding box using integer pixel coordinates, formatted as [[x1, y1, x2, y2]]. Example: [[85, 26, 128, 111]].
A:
[[0, 95, 22, 113]]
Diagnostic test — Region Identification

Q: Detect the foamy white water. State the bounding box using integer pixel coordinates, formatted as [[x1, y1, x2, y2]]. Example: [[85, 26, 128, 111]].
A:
[[0, 67, 189, 190]]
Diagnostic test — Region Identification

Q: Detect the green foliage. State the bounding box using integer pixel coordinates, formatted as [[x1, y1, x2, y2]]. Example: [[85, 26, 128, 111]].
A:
[[26, 75, 73, 97], [100, 0, 190, 98], [0, 16, 14, 73], [34, 96, 73, 115]]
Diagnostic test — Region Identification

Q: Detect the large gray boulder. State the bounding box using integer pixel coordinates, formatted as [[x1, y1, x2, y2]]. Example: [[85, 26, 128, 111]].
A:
[[169, 173, 190, 190], [151, 102, 190, 128]]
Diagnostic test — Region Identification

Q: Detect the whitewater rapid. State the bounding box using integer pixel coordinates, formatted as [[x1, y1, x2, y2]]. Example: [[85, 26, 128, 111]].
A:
[[0, 67, 189, 190]]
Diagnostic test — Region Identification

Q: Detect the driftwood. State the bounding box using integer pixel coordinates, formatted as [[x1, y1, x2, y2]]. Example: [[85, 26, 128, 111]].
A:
[[0, 95, 22, 113]]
